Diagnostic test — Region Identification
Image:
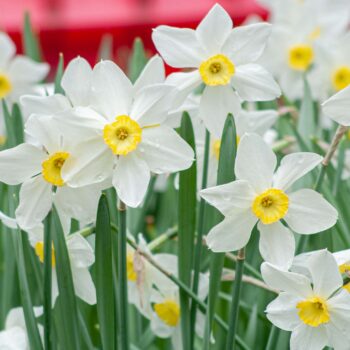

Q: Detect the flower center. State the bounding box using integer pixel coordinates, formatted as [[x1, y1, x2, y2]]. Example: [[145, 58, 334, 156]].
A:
[[103, 115, 142, 155], [127, 252, 137, 281], [252, 188, 289, 224], [288, 44, 314, 71], [0, 74, 12, 99], [339, 263, 350, 274], [0, 135, 6, 146], [199, 54, 235, 86], [297, 296, 330, 327], [42, 152, 70, 186], [332, 66, 350, 91], [343, 283, 350, 292], [154, 300, 180, 327], [34, 241, 56, 268]]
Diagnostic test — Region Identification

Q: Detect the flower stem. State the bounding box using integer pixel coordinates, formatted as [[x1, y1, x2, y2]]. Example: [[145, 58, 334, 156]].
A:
[[265, 325, 279, 350], [117, 199, 129, 350], [225, 248, 245, 350], [190, 129, 210, 344]]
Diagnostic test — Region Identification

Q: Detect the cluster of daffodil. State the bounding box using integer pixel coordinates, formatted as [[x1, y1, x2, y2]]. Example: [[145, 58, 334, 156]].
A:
[[0, 1, 350, 350]]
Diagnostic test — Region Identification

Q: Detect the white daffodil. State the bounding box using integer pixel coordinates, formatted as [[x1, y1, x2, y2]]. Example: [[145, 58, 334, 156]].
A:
[[127, 234, 177, 318], [152, 3, 280, 136], [0, 114, 105, 232], [54, 59, 193, 207], [200, 133, 337, 269], [150, 272, 209, 349], [0, 306, 43, 349], [0, 32, 49, 146], [28, 229, 96, 306], [322, 84, 350, 126], [262, 249, 350, 350]]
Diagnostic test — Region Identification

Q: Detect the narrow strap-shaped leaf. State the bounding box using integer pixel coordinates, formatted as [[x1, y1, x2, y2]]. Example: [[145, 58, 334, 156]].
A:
[[128, 38, 148, 83], [54, 53, 65, 95], [178, 112, 197, 350], [95, 195, 116, 350], [43, 214, 53, 350], [23, 12, 42, 62], [51, 206, 80, 350], [2, 100, 16, 148], [12, 229, 43, 350], [203, 114, 237, 350], [11, 104, 24, 145]]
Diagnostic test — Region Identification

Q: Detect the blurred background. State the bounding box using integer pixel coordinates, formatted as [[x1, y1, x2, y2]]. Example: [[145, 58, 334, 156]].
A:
[[0, 0, 267, 71]]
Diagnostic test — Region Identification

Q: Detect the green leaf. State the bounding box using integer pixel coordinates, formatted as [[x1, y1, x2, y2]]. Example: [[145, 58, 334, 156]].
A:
[[11, 104, 24, 145], [54, 54, 65, 95], [2, 100, 16, 148], [178, 112, 197, 350], [51, 207, 81, 350], [297, 78, 316, 148], [95, 195, 116, 350], [43, 214, 53, 350], [203, 114, 237, 350], [128, 38, 148, 83], [23, 12, 42, 62]]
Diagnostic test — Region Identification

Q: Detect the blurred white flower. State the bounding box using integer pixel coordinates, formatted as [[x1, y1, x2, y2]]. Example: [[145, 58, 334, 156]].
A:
[[152, 3, 280, 136], [262, 249, 350, 350], [0, 306, 43, 349], [29, 229, 96, 306], [55, 58, 194, 207], [200, 133, 337, 269]]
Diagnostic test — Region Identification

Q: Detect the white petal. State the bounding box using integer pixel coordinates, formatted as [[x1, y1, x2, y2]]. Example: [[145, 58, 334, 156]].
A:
[[133, 55, 165, 94], [0, 143, 45, 185], [261, 262, 313, 298], [113, 152, 150, 208], [138, 126, 194, 173], [290, 324, 328, 350], [235, 109, 278, 136], [266, 292, 301, 331], [91, 60, 133, 119], [0, 210, 17, 229], [205, 209, 257, 252], [20, 94, 71, 119], [152, 26, 205, 68], [200, 180, 255, 215], [67, 234, 95, 268], [165, 70, 202, 106], [15, 176, 53, 230], [8, 56, 49, 83], [199, 85, 241, 138], [322, 86, 350, 126], [196, 4, 232, 54], [71, 267, 96, 304], [0, 327, 27, 349], [235, 133, 276, 193], [258, 221, 295, 270], [273, 153, 322, 191], [61, 56, 92, 107], [0, 32, 15, 68], [150, 312, 174, 338], [61, 136, 114, 187], [54, 184, 103, 227], [306, 250, 343, 299], [333, 249, 350, 265], [222, 23, 271, 64], [5, 307, 25, 329], [232, 64, 281, 101], [285, 189, 338, 234], [131, 84, 175, 126]]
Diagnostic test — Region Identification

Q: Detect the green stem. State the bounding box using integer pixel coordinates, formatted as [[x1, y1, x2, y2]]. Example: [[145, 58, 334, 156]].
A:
[[265, 325, 279, 350], [332, 138, 346, 196], [147, 226, 177, 251], [117, 199, 129, 350], [43, 214, 52, 350], [225, 248, 245, 350], [190, 129, 210, 344]]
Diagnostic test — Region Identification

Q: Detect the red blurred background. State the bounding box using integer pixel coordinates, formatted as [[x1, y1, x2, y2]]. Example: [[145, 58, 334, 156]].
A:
[[0, 0, 267, 70]]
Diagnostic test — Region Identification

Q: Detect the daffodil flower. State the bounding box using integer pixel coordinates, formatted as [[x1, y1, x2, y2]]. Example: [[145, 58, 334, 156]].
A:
[[0, 306, 43, 349], [54, 59, 194, 207], [262, 249, 350, 350], [28, 229, 96, 306], [322, 83, 350, 126], [200, 133, 337, 269], [0, 114, 106, 232], [152, 4, 281, 137]]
